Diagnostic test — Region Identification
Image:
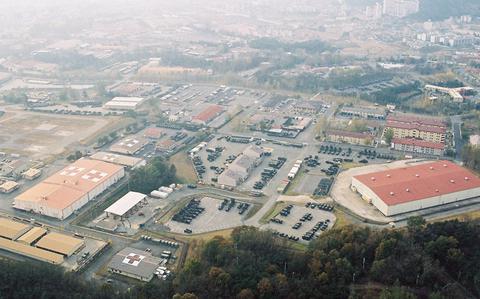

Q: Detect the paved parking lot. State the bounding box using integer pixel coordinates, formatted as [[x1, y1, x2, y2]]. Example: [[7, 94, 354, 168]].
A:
[[262, 204, 336, 244], [292, 172, 326, 195], [165, 196, 252, 234]]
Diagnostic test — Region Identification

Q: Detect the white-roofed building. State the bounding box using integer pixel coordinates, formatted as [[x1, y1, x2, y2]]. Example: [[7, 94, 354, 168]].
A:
[[90, 152, 146, 168], [110, 137, 149, 155], [218, 145, 264, 188], [103, 97, 145, 111], [105, 191, 147, 219]]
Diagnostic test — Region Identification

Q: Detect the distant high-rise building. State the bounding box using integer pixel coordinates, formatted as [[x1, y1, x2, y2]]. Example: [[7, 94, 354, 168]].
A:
[[383, 0, 419, 18], [365, 2, 383, 19]]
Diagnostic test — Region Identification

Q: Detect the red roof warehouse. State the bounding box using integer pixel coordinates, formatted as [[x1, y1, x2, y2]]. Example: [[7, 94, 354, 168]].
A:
[[192, 105, 224, 125], [351, 161, 480, 216]]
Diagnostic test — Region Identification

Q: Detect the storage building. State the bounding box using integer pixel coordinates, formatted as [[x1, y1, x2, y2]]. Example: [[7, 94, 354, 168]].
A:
[[110, 137, 149, 155], [103, 97, 145, 110], [36, 232, 85, 256], [90, 151, 146, 169], [0, 237, 63, 265], [14, 159, 125, 220], [0, 181, 19, 193], [23, 168, 42, 180], [351, 161, 480, 216], [0, 218, 31, 240], [105, 191, 147, 219], [17, 227, 48, 245]]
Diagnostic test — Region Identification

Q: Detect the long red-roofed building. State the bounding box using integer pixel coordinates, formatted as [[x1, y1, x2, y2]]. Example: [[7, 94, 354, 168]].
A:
[[351, 160, 480, 216], [384, 115, 447, 144], [391, 138, 445, 156], [191, 105, 224, 125]]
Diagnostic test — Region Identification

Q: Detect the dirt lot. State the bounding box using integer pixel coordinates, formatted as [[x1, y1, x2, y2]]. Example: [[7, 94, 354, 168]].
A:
[[0, 110, 115, 159]]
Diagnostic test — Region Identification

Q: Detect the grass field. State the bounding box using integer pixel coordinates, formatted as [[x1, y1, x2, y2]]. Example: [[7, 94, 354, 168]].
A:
[[431, 209, 480, 223], [168, 151, 197, 184], [332, 209, 352, 229], [284, 171, 306, 196], [259, 202, 289, 224], [342, 162, 363, 170]]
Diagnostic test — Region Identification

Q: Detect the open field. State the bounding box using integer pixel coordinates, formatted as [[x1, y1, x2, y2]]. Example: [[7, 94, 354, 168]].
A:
[[0, 110, 120, 159], [168, 151, 197, 184]]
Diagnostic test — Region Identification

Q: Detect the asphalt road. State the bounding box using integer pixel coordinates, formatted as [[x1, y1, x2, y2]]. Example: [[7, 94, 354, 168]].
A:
[[451, 115, 464, 160]]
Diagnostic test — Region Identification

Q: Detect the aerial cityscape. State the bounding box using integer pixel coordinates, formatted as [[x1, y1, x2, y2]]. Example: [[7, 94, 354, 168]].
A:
[[0, 0, 479, 298]]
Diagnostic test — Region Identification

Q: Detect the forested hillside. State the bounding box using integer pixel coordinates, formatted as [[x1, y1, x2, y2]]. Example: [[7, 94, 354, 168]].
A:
[[415, 0, 480, 21], [1, 219, 480, 299]]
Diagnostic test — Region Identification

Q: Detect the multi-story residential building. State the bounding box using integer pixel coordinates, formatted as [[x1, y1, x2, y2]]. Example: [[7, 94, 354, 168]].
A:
[[391, 138, 445, 156], [384, 115, 446, 144], [339, 106, 386, 120], [293, 100, 325, 115], [326, 130, 374, 145]]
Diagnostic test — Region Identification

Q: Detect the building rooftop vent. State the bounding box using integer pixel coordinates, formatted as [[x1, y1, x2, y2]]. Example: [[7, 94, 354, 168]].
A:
[[386, 174, 391, 178], [430, 166, 434, 170], [450, 179, 455, 183], [465, 177, 470, 181], [435, 189, 439, 192], [371, 177, 375, 181], [390, 191, 395, 196], [443, 164, 448, 167], [415, 174, 420, 177], [406, 188, 410, 192]]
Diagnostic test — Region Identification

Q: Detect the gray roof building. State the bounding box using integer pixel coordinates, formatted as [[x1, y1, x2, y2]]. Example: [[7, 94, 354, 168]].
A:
[[108, 247, 162, 282]]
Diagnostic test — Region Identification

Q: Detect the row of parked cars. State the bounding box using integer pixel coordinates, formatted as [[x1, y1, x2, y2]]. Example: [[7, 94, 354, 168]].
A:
[[319, 145, 352, 157], [272, 231, 300, 241], [302, 219, 330, 241], [218, 198, 251, 215], [304, 155, 320, 167], [141, 235, 179, 248], [268, 157, 287, 169], [279, 205, 294, 217], [292, 212, 314, 229], [306, 202, 334, 212], [206, 147, 223, 162], [321, 162, 339, 176], [192, 155, 206, 178], [172, 199, 204, 224], [255, 156, 287, 190], [313, 178, 333, 196]]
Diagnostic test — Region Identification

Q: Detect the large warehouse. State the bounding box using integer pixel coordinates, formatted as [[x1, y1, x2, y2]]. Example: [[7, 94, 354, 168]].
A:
[[14, 159, 125, 219], [351, 160, 480, 216]]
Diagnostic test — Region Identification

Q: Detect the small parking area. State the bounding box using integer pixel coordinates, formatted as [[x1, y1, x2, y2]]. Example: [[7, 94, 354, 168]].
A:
[[165, 196, 253, 234], [263, 204, 336, 244]]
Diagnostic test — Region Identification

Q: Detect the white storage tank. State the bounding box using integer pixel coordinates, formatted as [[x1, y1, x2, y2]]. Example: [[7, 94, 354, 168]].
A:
[[150, 191, 169, 199], [158, 186, 174, 194]]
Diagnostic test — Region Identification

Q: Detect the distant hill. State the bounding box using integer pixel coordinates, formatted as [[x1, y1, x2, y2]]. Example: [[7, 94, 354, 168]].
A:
[[346, 0, 480, 20], [415, 0, 480, 21]]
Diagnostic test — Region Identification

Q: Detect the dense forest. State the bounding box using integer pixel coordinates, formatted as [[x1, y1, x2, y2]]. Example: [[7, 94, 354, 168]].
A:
[[462, 145, 480, 172], [1, 218, 480, 299]]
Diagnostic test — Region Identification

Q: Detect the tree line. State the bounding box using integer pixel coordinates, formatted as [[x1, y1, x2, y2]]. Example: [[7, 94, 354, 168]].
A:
[[129, 157, 177, 194], [2, 218, 480, 299]]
